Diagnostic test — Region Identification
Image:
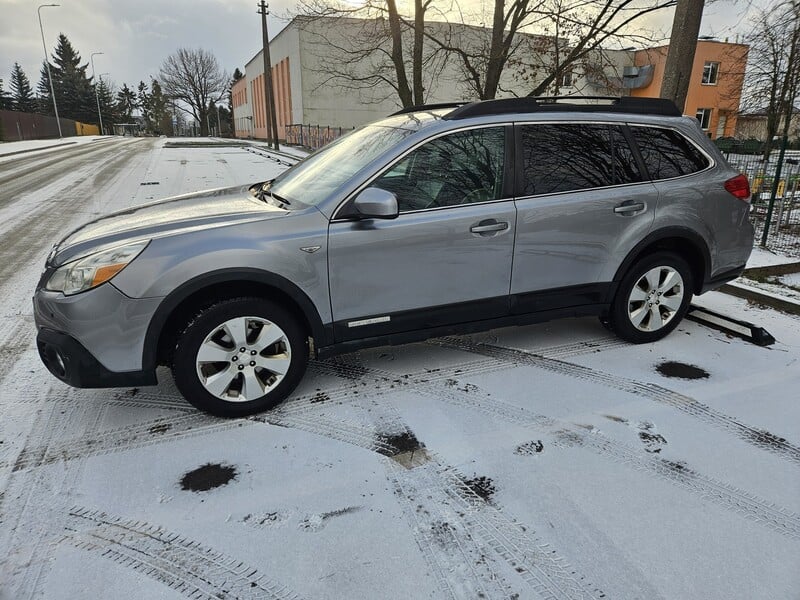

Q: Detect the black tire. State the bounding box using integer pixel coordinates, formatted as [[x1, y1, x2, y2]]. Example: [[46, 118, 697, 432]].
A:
[[172, 297, 308, 417], [608, 252, 693, 344]]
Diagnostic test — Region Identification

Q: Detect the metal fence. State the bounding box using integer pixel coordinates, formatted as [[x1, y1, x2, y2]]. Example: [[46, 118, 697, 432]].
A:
[[284, 124, 354, 151], [722, 149, 800, 258]]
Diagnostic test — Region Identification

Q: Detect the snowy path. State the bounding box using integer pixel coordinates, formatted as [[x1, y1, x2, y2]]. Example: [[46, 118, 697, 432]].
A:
[[0, 138, 798, 599]]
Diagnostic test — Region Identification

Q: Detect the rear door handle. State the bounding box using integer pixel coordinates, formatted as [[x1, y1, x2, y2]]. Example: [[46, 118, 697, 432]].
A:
[[614, 202, 646, 215], [470, 221, 509, 233]]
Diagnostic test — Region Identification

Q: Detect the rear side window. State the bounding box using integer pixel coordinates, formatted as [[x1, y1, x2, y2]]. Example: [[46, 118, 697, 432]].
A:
[[519, 124, 641, 196], [629, 126, 710, 180]]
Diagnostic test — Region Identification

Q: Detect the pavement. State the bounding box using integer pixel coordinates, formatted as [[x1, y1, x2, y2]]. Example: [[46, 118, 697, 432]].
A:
[[0, 137, 798, 600]]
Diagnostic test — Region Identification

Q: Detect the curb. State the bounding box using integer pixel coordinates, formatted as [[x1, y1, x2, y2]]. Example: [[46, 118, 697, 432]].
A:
[[720, 281, 800, 316]]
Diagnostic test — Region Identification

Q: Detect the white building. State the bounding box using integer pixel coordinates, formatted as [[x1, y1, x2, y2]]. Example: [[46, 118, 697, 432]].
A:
[[232, 16, 635, 143]]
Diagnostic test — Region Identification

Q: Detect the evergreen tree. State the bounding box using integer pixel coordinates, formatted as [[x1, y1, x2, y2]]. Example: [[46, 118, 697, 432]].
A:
[[95, 77, 118, 134], [116, 83, 137, 121], [10, 63, 37, 113], [0, 78, 11, 110], [148, 79, 169, 135], [137, 80, 151, 131], [37, 61, 54, 115], [48, 33, 95, 122]]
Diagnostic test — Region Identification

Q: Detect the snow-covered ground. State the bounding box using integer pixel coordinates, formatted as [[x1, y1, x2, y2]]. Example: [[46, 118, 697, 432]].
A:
[[1, 138, 798, 600]]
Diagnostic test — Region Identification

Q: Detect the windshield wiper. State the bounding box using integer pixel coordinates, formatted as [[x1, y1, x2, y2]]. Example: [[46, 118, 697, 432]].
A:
[[269, 191, 291, 206]]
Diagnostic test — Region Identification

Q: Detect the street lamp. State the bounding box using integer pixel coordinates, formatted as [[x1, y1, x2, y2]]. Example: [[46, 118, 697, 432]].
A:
[[38, 4, 61, 138], [90, 52, 105, 135]]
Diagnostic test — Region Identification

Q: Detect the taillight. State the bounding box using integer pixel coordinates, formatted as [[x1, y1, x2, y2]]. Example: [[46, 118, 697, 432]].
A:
[[724, 174, 751, 203]]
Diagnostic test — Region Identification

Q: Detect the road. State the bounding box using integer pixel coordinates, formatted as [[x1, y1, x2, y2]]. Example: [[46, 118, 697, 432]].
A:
[[0, 138, 798, 600]]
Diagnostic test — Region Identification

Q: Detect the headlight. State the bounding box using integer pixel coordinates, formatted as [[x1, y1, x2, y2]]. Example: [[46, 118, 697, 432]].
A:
[[46, 240, 149, 295]]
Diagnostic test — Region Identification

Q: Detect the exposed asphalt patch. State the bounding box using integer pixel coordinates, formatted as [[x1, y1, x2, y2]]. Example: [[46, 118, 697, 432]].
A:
[[180, 463, 237, 492], [655, 361, 710, 380], [148, 423, 172, 435], [515, 440, 544, 455], [638, 430, 668, 453], [377, 431, 424, 457], [310, 391, 329, 404], [462, 476, 496, 503]]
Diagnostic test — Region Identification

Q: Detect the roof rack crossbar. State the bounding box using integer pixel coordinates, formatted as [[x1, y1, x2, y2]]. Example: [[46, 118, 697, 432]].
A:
[[391, 102, 469, 115], [442, 96, 681, 120]]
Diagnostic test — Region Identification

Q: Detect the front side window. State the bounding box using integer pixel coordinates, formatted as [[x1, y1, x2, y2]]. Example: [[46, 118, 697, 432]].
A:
[[630, 126, 710, 180], [695, 108, 712, 130], [372, 126, 506, 212], [519, 124, 642, 196], [702, 61, 720, 85]]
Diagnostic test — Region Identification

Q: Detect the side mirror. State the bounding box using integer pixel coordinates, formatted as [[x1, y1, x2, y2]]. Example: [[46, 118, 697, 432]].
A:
[[352, 187, 399, 220]]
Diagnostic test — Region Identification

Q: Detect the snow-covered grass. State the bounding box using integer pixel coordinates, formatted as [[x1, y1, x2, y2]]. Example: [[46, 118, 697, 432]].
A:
[[1, 139, 798, 599]]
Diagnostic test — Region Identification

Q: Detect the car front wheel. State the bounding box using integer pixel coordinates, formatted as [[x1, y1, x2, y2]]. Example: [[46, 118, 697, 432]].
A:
[[609, 252, 693, 344], [172, 297, 308, 417]]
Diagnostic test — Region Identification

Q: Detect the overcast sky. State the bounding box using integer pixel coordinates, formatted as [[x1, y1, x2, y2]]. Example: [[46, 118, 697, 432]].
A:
[[1, 0, 762, 93]]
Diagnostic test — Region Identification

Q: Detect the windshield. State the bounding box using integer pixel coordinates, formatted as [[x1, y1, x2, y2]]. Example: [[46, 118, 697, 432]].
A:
[[266, 125, 414, 206]]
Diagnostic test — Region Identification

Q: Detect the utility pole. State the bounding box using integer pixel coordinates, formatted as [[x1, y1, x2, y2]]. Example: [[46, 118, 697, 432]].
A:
[[660, 0, 705, 112], [90, 52, 104, 135], [257, 0, 280, 150], [38, 4, 62, 138]]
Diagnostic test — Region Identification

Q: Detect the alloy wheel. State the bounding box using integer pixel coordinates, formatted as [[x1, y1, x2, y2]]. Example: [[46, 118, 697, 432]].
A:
[[195, 316, 291, 402], [627, 266, 684, 332]]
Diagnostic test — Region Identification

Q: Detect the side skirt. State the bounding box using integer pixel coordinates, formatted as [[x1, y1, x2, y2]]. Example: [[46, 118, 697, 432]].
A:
[[317, 283, 613, 359]]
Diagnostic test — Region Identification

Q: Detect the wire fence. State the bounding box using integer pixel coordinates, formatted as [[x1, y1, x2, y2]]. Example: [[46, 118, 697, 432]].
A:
[[723, 150, 800, 258], [284, 124, 355, 151]]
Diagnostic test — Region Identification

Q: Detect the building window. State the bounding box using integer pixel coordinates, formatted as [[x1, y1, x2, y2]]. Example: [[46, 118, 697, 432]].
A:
[[559, 70, 574, 88], [695, 108, 712, 130], [702, 61, 719, 85]]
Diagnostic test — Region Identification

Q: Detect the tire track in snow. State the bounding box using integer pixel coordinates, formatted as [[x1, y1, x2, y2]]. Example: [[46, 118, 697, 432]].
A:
[[64, 508, 305, 600], [431, 337, 800, 468], [389, 460, 606, 600], [405, 369, 800, 540]]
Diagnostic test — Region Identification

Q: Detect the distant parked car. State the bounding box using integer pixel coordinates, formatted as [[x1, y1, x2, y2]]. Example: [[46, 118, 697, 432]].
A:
[[34, 97, 754, 416]]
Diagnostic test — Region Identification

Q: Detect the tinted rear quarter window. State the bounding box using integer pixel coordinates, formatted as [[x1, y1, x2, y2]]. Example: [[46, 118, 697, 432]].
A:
[[519, 124, 641, 196], [630, 126, 710, 180]]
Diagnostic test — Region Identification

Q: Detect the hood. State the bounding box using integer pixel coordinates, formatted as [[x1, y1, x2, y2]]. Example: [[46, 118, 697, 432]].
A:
[[52, 184, 288, 266]]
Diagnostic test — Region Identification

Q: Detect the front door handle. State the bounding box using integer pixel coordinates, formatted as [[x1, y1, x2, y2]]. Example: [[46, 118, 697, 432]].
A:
[[614, 202, 646, 215], [470, 220, 509, 233]]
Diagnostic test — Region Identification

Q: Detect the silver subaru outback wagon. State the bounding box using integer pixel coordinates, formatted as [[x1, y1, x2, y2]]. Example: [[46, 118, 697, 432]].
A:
[[34, 97, 754, 416]]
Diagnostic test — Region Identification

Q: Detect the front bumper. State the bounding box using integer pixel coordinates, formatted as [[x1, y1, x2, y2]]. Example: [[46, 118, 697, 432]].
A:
[[37, 328, 156, 388], [33, 282, 163, 386]]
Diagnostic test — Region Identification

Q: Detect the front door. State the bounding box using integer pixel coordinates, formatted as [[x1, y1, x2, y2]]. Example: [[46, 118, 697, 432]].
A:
[[328, 125, 516, 342]]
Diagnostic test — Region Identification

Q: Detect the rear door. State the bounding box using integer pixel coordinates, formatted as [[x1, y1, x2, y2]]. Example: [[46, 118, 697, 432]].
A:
[[510, 122, 658, 313], [328, 125, 516, 342]]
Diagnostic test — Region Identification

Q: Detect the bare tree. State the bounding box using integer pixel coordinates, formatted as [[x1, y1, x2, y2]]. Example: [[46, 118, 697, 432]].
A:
[[159, 48, 228, 136], [296, 0, 442, 108], [415, 0, 674, 99], [744, 0, 800, 158]]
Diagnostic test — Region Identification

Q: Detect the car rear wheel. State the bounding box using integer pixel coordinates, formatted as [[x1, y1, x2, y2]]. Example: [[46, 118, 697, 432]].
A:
[[172, 297, 307, 417], [609, 252, 693, 344]]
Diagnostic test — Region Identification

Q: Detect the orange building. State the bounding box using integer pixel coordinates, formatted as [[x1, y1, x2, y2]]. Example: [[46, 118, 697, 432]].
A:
[[630, 40, 748, 139]]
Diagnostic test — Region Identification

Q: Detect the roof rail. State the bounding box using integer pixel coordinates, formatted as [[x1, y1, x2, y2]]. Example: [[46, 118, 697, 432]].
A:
[[442, 96, 681, 120], [391, 102, 469, 115]]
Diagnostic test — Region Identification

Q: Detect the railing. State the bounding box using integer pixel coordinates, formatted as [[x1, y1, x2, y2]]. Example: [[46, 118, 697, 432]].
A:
[[284, 124, 354, 151]]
